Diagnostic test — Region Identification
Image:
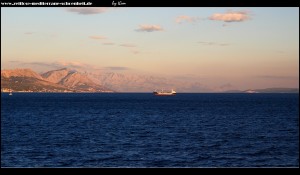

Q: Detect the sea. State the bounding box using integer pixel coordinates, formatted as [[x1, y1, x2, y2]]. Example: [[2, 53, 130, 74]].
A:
[[1, 93, 299, 167]]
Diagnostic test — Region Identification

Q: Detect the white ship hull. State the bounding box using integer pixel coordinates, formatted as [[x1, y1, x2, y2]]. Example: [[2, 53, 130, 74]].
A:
[[153, 89, 176, 96]]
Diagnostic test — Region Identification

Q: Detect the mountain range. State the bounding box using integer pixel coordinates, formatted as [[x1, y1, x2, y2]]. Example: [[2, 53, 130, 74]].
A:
[[1, 68, 299, 93], [225, 88, 299, 93]]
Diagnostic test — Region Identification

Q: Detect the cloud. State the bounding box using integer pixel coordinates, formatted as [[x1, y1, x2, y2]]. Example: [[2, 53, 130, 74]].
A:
[[105, 67, 130, 71], [135, 24, 163, 32], [89, 35, 107, 40], [24, 61, 59, 67], [198, 41, 230, 46], [198, 42, 215, 46], [9, 60, 22, 63], [131, 50, 140, 54], [66, 7, 109, 15], [119, 43, 139, 54], [23, 60, 94, 70], [209, 11, 250, 22], [55, 60, 86, 67], [256, 75, 298, 80], [4, 60, 132, 73], [219, 43, 230, 46], [175, 15, 200, 24], [6, 60, 68, 72], [103, 42, 115, 45], [120, 44, 136, 47]]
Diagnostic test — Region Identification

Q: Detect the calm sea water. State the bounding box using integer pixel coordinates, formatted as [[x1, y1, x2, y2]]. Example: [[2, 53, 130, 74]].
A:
[[1, 93, 299, 167]]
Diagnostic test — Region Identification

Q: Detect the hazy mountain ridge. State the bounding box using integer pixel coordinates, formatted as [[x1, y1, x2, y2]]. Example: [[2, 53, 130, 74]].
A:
[[87, 71, 212, 92], [1, 68, 298, 93], [42, 68, 110, 92], [224, 88, 299, 93], [89, 72, 173, 92], [0, 67, 217, 92], [245, 88, 299, 93]]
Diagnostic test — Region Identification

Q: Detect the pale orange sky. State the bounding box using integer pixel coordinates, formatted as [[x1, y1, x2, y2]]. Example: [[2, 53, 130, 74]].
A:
[[1, 7, 299, 89]]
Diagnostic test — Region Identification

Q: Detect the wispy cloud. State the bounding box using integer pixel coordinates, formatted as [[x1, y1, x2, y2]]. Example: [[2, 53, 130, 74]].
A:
[[131, 50, 140, 54], [175, 15, 200, 24], [198, 41, 230, 46], [119, 43, 139, 54], [66, 7, 109, 15], [89, 35, 107, 40], [209, 11, 250, 22], [24, 61, 58, 67], [219, 44, 230, 46], [5, 60, 112, 73], [103, 42, 115, 45], [105, 67, 130, 70], [8, 60, 22, 63], [120, 44, 136, 48], [55, 60, 88, 68], [22, 60, 95, 70], [135, 24, 163, 32], [256, 75, 298, 80]]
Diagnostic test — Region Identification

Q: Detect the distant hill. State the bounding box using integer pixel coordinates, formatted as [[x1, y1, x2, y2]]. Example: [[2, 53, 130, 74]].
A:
[[224, 88, 299, 93], [1, 68, 113, 92], [246, 88, 299, 93]]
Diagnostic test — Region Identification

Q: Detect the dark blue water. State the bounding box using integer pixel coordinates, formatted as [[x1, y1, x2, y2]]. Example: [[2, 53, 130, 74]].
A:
[[1, 93, 299, 167]]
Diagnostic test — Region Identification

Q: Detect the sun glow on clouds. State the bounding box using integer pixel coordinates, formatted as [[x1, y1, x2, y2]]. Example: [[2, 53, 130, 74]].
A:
[[55, 60, 87, 67], [136, 24, 163, 32], [209, 11, 250, 22]]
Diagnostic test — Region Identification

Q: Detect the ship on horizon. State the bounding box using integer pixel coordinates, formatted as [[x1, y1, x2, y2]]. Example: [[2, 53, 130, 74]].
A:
[[153, 89, 176, 96]]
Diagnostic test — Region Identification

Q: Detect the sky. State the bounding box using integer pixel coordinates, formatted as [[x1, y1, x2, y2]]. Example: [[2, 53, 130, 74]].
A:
[[1, 7, 299, 89]]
